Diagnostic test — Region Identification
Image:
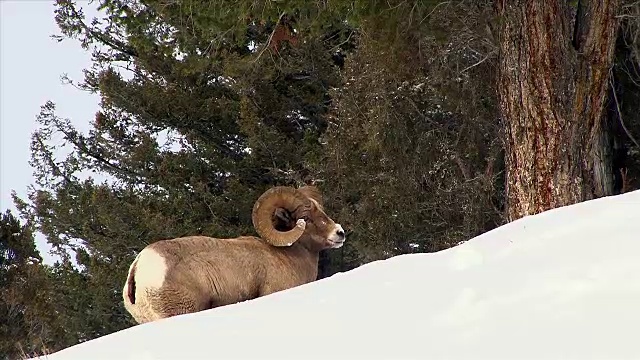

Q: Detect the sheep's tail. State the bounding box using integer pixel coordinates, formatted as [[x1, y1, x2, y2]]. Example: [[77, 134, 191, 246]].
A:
[[125, 255, 140, 304]]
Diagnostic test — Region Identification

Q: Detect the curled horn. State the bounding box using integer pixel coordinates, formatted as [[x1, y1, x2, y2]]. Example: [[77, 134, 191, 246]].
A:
[[252, 186, 311, 246], [297, 185, 323, 207]]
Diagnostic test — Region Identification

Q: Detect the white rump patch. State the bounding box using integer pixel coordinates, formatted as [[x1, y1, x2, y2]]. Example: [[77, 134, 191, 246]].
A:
[[136, 248, 168, 290]]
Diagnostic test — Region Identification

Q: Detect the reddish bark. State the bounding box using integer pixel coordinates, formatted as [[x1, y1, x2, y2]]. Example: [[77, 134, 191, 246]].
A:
[[496, 0, 620, 221]]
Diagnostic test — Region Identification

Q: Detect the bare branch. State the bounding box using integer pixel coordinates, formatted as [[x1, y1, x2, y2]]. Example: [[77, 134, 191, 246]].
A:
[[610, 75, 640, 149], [252, 12, 286, 63]]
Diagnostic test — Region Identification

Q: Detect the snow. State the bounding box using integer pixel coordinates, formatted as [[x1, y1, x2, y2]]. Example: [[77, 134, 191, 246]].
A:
[[32, 190, 640, 360]]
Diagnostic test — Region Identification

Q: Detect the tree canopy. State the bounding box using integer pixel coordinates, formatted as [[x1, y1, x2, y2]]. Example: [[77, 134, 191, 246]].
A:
[[3, 1, 640, 356]]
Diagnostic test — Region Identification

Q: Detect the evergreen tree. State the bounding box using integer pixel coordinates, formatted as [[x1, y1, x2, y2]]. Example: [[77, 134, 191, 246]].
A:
[[612, 1, 640, 193], [17, 0, 353, 342], [496, 0, 621, 220], [309, 1, 504, 264], [0, 210, 53, 358], [13, 0, 640, 348]]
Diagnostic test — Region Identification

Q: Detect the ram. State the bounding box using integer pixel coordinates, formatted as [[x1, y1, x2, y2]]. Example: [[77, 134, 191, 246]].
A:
[[122, 185, 345, 324]]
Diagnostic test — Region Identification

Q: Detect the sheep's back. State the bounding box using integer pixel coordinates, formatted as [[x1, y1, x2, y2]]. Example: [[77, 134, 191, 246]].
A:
[[151, 236, 269, 306]]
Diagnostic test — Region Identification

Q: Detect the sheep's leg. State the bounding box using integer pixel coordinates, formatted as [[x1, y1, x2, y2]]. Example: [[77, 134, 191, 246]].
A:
[[148, 286, 203, 320]]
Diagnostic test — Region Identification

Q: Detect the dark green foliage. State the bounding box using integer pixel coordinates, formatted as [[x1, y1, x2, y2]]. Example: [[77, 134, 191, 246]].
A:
[[1, 210, 38, 358], [311, 2, 503, 264], [16, 0, 352, 350], [0, 211, 61, 359], [7, 0, 640, 353], [611, 1, 640, 193], [0, 211, 39, 288]]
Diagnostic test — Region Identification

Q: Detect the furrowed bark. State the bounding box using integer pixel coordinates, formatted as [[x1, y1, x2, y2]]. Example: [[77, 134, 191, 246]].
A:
[[496, 0, 620, 221]]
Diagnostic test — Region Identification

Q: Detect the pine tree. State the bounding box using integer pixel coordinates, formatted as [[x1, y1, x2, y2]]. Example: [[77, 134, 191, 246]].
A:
[[17, 0, 353, 342], [0, 210, 52, 358], [496, 0, 622, 220], [309, 1, 504, 264], [14, 0, 640, 348]]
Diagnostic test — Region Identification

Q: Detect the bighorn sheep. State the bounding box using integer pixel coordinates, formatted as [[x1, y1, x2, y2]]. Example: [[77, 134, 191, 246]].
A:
[[122, 185, 345, 324]]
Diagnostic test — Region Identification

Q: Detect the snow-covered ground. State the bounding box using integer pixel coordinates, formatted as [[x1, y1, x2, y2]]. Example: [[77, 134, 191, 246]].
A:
[[32, 190, 640, 360]]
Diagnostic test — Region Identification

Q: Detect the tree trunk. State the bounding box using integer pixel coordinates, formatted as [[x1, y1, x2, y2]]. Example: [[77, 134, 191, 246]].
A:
[[496, 0, 620, 221]]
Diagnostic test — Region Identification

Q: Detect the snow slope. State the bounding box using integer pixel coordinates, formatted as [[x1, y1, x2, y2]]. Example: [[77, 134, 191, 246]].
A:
[[33, 190, 640, 360]]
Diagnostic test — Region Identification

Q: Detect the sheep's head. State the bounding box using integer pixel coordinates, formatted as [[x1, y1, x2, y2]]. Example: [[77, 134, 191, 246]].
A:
[[252, 186, 345, 250]]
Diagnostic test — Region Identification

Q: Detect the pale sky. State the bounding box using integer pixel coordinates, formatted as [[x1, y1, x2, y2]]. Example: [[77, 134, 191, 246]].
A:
[[1, 0, 100, 263]]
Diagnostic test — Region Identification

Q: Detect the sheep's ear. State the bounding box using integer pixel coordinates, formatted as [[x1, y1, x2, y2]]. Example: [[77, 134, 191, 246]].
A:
[[298, 186, 323, 207], [273, 208, 294, 231]]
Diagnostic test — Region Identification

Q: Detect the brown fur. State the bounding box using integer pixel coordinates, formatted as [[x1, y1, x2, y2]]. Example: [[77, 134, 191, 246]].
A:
[[123, 187, 345, 324]]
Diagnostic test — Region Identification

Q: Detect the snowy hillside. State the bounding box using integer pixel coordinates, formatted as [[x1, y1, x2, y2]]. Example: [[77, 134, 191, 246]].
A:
[[32, 191, 640, 360]]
